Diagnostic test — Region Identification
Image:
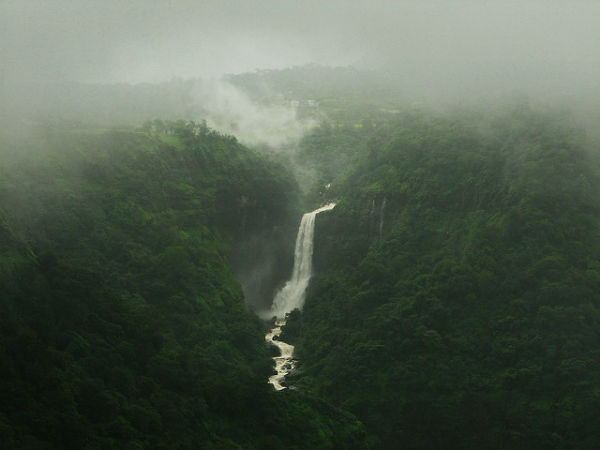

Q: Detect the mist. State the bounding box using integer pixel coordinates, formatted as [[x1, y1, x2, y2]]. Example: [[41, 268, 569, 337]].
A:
[[191, 78, 317, 147], [2, 0, 599, 105], [3, 0, 600, 301], [3, 0, 599, 305]]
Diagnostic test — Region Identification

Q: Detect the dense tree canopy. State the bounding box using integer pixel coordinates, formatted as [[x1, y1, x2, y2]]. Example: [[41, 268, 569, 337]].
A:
[[0, 122, 365, 450], [3, 67, 600, 449], [285, 106, 600, 449]]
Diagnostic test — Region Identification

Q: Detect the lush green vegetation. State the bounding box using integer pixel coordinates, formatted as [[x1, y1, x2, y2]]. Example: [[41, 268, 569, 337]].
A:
[[0, 122, 365, 449], [285, 105, 600, 449], [3, 64, 600, 449]]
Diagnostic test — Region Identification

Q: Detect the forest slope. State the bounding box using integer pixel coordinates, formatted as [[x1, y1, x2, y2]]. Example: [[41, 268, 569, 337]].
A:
[[0, 123, 365, 450], [286, 106, 600, 449]]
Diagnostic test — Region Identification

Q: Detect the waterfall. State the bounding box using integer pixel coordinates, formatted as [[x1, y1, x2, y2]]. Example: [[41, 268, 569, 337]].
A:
[[263, 203, 335, 390], [270, 202, 336, 318]]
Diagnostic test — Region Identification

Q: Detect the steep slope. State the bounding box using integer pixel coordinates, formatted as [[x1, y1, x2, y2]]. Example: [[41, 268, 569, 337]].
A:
[[0, 123, 365, 450], [285, 107, 600, 449]]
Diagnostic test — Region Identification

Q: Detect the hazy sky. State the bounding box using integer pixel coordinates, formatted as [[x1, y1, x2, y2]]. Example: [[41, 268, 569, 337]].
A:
[[2, 0, 600, 101]]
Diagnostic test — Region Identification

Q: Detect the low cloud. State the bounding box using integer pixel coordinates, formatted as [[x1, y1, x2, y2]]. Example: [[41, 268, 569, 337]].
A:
[[192, 78, 317, 148]]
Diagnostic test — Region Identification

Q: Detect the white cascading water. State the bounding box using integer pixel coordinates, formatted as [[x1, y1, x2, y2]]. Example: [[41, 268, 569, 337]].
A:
[[264, 202, 336, 390], [265, 318, 295, 391], [271, 202, 336, 318]]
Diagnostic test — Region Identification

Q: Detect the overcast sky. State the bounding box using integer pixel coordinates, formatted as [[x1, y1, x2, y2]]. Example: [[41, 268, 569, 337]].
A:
[[2, 0, 600, 103]]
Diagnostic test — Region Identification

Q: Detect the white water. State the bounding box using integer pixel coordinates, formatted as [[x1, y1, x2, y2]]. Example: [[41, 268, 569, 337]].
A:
[[265, 317, 295, 391], [263, 203, 336, 390], [270, 202, 336, 318]]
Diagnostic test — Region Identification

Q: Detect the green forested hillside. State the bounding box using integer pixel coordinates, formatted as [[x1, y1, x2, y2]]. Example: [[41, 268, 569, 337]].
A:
[[285, 106, 600, 449], [0, 123, 365, 450], [3, 96, 599, 450]]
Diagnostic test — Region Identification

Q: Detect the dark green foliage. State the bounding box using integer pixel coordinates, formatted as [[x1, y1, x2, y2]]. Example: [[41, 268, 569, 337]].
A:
[[287, 106, 600, 449], [5, 91, 598, 449], [0, 123, 365, 449]]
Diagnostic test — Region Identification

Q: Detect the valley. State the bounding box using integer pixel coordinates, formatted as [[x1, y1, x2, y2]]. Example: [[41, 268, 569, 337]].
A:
[[2, 35, 600, 449]]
